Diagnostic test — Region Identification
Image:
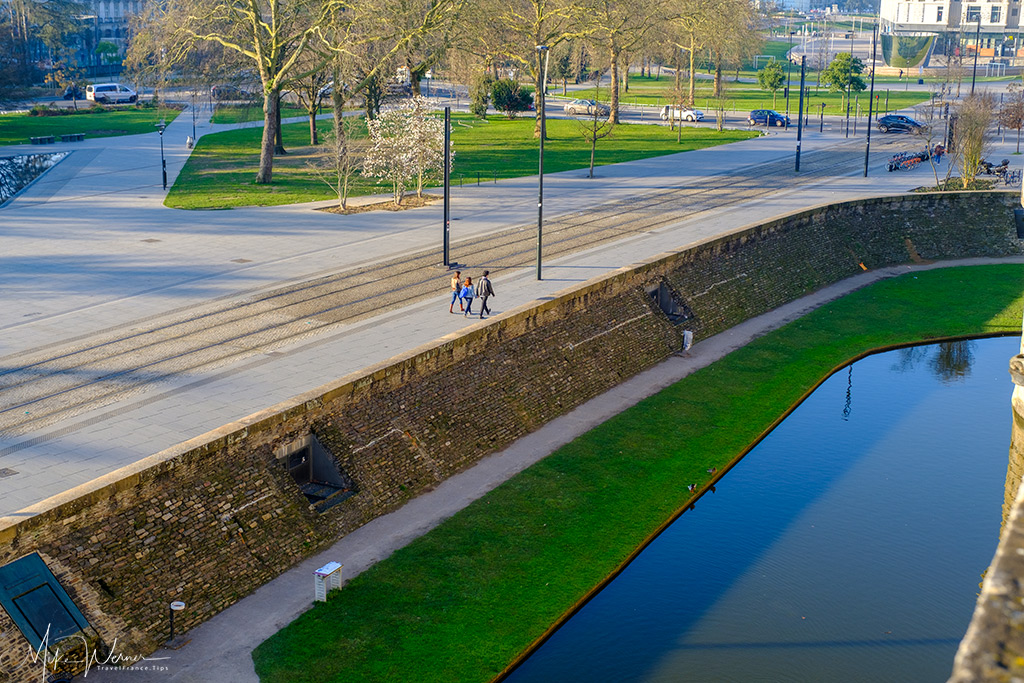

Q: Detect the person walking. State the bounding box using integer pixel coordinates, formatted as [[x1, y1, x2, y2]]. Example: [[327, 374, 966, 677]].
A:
[[460, 276, 475, 316], [476, 270, 495, 319], [449, 270, 462, 314]]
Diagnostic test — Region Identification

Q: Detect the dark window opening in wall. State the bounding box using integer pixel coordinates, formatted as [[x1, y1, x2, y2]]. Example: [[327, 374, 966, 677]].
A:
[[648, 281, 693, 326], [280, 434, 357, 512], [991, 6, 1001, 22], [937, 6, 944, 21], [0, 553, 93, 651], [1013, 8, 1019, 16], [967, 5, 981, 22]]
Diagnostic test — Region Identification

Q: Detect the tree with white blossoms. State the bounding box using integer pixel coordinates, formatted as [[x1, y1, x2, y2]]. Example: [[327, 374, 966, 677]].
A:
[[363, 96, 452, 206]]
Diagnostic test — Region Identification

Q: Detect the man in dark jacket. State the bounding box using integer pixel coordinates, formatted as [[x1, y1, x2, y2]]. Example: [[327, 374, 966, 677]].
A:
[[477, 271, 495, 318]]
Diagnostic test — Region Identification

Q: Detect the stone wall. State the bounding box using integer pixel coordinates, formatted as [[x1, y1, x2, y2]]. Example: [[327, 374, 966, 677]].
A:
[[1, 191, 1022, 681], [949, 333, 1024, 681]]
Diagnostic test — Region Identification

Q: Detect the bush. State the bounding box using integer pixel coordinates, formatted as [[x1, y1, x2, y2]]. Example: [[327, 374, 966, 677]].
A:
[[470, 73, 492, 118], [490, 79, 533, 119], [28, 105, 67, 117]]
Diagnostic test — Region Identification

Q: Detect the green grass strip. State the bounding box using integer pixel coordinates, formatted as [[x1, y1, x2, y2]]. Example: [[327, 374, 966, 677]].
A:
[[210, 103, 308, 124], [165, 114, 757, 210], [0, 108, 181, 146], [253, 263, 1024, 683], [569, 78, 930, 114]]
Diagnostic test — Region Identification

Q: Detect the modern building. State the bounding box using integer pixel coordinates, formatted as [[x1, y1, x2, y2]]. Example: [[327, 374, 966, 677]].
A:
[[879, 0, 1024, 66]]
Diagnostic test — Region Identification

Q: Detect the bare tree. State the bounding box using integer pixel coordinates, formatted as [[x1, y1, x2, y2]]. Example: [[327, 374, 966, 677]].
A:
[[999, 81, 1024, 154], [574, 78, 613, 176], [586, 0, 665, 124], [307, 116, 366, 209], [951, 92, 996, 189]]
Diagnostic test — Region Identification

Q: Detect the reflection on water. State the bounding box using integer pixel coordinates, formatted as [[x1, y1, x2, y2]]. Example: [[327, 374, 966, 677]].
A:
[[0, 152, 68, 205], [507, 337, 1017, 683]]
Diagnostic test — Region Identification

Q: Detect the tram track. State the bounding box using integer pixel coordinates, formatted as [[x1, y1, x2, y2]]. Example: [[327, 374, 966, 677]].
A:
[[0, 137, 908, 436]]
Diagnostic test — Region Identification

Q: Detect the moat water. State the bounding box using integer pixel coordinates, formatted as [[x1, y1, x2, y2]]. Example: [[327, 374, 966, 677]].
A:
[[507, 336, 1019, 683], [0, 152, 67, 205]]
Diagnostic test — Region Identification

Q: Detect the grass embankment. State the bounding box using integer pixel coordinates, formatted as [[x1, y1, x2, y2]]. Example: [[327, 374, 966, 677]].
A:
[[166, 113, 757, 209], [253, 264, 1024, 683], [210, 103, 307, 124], [0, 107, 182, 146]]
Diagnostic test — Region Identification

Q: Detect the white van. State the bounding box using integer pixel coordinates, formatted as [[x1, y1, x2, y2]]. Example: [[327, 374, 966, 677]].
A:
[[86, 83, 138, 104]]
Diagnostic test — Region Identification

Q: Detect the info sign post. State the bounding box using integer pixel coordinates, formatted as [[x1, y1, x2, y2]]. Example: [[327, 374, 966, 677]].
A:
[[314, 561, 343, 602]]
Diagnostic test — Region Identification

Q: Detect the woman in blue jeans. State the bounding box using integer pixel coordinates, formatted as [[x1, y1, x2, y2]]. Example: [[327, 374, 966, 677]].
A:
[[460, 277, 475, 316]]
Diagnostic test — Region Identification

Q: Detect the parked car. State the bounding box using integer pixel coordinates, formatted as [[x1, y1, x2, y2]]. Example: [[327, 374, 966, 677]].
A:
[[660, 105, 704, 122], [62, 85, 85, 100], [211, 84, 256, 101], [85, 83, 137, 104], [563, 98, 610, 116], [748, 109, 789, 127], [876, 114, 927, 134]]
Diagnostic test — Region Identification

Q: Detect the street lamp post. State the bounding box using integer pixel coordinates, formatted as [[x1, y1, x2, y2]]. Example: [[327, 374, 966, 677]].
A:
[[786, 31, 795, 124], [155, 120, 167, 190], [864, 22, 878, 177], [536, 44, 549, 281], [972, 14, 982, 95]]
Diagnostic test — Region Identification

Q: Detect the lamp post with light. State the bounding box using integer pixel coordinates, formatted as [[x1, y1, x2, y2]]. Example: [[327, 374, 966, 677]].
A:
[[536, 44, 549, 281], [155, 120, 167, 190], [971, 13, 982, 95]]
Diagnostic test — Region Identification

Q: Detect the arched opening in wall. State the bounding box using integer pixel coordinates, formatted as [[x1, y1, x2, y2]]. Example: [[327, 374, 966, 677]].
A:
[[647, 281, 693, 326], [275, 434, 357, 512]]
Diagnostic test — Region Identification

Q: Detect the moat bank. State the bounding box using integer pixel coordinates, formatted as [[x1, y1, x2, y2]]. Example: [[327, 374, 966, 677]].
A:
[[2, 192, 1023, 681]]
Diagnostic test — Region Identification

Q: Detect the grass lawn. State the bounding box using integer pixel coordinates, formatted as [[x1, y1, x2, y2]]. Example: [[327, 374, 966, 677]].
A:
[[166, 113, 758, 209], [210, 102, 307, 124], [252, 263, 1024, 683], [571, 76, 930, 115], [0, 107, 182, 146]]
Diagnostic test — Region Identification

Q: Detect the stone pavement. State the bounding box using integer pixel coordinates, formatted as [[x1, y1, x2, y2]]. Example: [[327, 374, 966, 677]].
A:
[[0, 118, 936, 516], [3, 97, 1023, 678]]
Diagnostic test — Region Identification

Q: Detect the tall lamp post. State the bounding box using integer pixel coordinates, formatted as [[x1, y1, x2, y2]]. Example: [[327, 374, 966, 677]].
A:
[[155, 120, 167, 190], [786, 30, 795, 123], [536, 44, 549, 281], [864, 22, 878, 177], [971, 14, 982, 95]]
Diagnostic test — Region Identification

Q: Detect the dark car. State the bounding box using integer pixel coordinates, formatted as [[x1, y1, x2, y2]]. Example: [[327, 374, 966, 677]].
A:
[[62, 85, 84, 100], [748, 109, 789, 127], [211, 84, 256, 101], [877, 114, 927, 134]]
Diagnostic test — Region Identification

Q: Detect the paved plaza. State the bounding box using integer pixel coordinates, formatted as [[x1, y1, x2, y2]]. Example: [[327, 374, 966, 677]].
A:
[[3, 97, 1023, 679]]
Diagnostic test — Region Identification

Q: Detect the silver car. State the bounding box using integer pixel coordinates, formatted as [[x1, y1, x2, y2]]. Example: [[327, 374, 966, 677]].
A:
[[660, 105, 704, 122], [563, 98, 610, 116]]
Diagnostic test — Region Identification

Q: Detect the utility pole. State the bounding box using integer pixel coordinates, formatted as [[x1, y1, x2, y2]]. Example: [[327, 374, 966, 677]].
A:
[[864, 23, 878, 177], [796, 56, 806, 172], [972, 14, 982, 95]]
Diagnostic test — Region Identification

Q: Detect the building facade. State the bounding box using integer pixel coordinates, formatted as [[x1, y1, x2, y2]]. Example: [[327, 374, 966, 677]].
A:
[[880, 0, 1024, 64]]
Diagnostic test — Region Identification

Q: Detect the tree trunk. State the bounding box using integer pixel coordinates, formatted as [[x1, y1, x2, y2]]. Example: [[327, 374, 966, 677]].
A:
[[589, 127, 596, 177], [622, 59, 629, 93], [609, 45, 620, 124], [688, 34, 696, 106], [274, 93, 286, 155], [309, 107, 318, 145], [256, 89, 279, 184], [332, 75, 350, 207], [1017, 126, 1021, 154], [714, 53, 723, 98]]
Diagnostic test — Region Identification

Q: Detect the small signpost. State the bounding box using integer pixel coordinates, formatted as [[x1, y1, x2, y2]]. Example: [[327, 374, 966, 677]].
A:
[[314, 561, 343, 602]]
